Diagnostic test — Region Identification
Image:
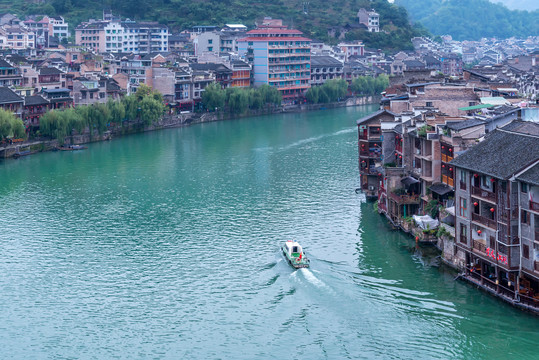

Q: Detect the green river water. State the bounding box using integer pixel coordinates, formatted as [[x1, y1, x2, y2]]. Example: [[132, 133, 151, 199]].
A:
[[0, 105, 537, 359]]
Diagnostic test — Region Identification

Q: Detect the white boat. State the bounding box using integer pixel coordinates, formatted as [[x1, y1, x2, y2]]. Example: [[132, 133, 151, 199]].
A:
[[281, 240, 310, 269]]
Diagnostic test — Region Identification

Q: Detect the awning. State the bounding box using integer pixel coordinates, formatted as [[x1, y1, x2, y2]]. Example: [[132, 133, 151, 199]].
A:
[[429, 183, 454, 196], [401, 176, 419, 186], [458, 104, 494, 111]]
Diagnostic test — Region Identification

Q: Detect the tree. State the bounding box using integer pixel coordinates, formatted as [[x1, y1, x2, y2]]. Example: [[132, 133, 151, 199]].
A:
[[0, 109, 25, 141], [201, 83, 225, 111]]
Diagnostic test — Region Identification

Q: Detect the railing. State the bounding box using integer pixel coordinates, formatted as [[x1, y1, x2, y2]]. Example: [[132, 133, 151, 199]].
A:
[[473, 239, 487, 253], [360, 167, 379, 175], [472, 212, 497, 229], [530, 201, 539, 212], [535, 261, 539, 272], [459, 181, 467, 191], [441, 154, 454, 163], [471, 186, 497, 202], [442, 175, 454, 187], [388, 192, 420, 204]]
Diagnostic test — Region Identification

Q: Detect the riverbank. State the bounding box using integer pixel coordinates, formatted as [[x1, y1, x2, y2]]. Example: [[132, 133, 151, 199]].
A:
[[0, 95, 380, 159]]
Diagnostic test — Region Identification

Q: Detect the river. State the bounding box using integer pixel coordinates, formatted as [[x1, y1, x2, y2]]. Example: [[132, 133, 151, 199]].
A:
[[0, 105, 537, 359]]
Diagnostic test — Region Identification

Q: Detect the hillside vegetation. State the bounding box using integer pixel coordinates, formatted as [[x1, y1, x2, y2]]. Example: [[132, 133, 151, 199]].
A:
[[2, 0, 428, 50], [396, 0, 539, 40]]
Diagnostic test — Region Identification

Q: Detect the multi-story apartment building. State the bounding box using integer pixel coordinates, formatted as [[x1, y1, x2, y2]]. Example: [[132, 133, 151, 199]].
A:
[[237, 19, 311, 102], [338, 41, 365, 62], [450, 127, 539, 312], [357, 8, 379, 32], [1, 25, 35, 49], [76, 19, 168, 54], [24, 16, 69, 47], [75, 21, 108, 53], [194, 31, 220, 55], [122, 21, 168, 54]]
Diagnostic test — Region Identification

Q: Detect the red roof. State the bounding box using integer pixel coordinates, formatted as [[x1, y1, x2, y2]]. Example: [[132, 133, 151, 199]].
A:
[[247, 28, 304, 35], [238, 36, 312, 42]]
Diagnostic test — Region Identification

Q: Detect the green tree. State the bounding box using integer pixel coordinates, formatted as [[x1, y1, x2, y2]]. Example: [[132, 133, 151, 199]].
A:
[[0, 109, 25, 141], [201, 83, 226, 111]]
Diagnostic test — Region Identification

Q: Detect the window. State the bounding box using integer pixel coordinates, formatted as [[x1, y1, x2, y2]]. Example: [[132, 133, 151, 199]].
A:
[[459, 197, 467, 217], [460, 224, 467, 244], [522, 183, 528, 193], [208, 39, 212, 44], [523, 244, 530, 259], [208, 47, 213, 52], [426, 101, 433, 107]]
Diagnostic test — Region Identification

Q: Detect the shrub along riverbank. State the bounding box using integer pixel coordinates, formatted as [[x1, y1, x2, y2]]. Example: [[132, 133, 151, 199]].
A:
[[39, 84, 165, 144]]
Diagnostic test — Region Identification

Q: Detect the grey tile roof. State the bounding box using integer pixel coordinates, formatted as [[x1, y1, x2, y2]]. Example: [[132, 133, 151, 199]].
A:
[[500, 120, 539, 136], [24, 95, 49, 106], [310, 56, 343, 67], [0, 87, 23, 104], [39, 67, 64, 75], [446, 118, 485, 131], [356, 109, 397, 125], [450, 129, 539, 179], [516, 163, 539, 186]]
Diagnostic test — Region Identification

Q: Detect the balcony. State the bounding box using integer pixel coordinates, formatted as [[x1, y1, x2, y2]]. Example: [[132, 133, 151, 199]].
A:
[[472, 239, 487, 253], [471, 186, 497, 203], [472, 212, 497, 229], [441, 154, 454, 163], [530, 201, 539, 212], [388, 192, 420, 204], [442, 175, 454, 187]]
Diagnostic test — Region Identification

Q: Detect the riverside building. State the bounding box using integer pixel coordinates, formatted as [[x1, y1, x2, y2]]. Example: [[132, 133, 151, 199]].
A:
[[238, 18, 311, 102]]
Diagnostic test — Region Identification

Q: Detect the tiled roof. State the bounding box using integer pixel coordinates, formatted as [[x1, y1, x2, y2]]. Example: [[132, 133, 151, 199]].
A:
[[516, 163, 539, 186], [24, 95, 49, 106], [39, 67, 64, 75], [450, 129, 539, 179], [0, 87, 23, 104], [356, 109, 397, 125], [446, 118, 485, 131], [310, 56, 343, 67]]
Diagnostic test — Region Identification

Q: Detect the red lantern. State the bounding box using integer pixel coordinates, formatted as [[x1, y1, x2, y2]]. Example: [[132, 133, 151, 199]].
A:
[[490, 178, 495, 182], [473, 202, 478, 206], [449, 167, 453, 171], [449, 148, 452, 152], [399, 155, 402, 158], [477, 230, 482, 235], [441, 145, 445, 149], [474, 174, 478, 178], [415, 236, 419, 241], [490, 208, 495, 212]]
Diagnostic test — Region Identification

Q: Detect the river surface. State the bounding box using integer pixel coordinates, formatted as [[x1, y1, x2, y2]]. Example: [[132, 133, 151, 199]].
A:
[[0, 106, 538, 359]]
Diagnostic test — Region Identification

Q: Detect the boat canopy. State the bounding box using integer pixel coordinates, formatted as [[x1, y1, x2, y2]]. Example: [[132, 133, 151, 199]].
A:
[[284, 241, 302, 254]]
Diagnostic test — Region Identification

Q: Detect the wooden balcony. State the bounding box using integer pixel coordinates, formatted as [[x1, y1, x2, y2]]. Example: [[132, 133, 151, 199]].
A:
[[473, 239, 487, 253], [472, 212, 497, 229], [442, 175, 454, 187], [441, 154, 454, 163], [471, 186, 497, 203], [388, 192, 420, 204]]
